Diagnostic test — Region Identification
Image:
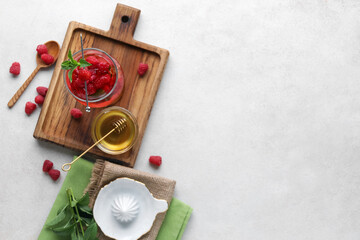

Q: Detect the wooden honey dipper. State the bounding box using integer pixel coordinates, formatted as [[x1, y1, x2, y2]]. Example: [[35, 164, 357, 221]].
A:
[[62, 118, 127, 172]]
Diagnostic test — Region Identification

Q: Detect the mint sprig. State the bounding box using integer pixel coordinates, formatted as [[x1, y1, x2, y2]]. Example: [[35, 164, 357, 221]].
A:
[[47, 188, 98, 240], [61, 50, 92, 82]]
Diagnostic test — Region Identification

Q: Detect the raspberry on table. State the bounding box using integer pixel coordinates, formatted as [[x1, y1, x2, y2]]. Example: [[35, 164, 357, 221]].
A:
[[41, 54, 54, 65], [48, 169, 60, 181], [70, 108, 83, 119], [138, 63, 148, 76], [149, 156, 162, 166], [25, 102, 37, 115], [42, 160, 53, 172], [36, 86, 48, 97], [35, 95, 45, 105], [9, 62, 21, 75], [36, 44, 48, 55]]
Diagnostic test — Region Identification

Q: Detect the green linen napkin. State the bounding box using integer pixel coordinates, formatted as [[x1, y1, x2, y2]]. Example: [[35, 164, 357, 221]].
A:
[[157, 198, 193, 240], [38, 158, 94, 240], [38, 157, 192, 240]]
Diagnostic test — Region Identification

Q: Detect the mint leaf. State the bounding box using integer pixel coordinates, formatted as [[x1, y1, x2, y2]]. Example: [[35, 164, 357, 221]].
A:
[[70, 199, 77, 207], [57, 203, 69, 215], [77, 193, 90, 206], [62, 50, 93, 83], [46, 208, 67, 227], [68, 49, 73, 60], [70, 228, 77, 240], [49, 188, 97, 239], [79, 59, 91, 68], [61, 61, 75, 70], [68, 69, 75, 83], [82, 217, 92, 226], [52, 222, 76, 236], [79, 205, 92, 215], [84, 222, 98, 240], [68, 49, 77, 64], [48, 215, 73, 230]]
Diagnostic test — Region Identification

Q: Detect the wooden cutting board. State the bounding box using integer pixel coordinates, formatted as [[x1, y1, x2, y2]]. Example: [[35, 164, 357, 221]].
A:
[[33, 4, 169, 167]]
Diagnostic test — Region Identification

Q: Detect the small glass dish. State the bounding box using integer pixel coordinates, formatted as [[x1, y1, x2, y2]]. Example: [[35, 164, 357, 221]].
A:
[[91, 106, 138, 155], [63, 48, 125, 108]]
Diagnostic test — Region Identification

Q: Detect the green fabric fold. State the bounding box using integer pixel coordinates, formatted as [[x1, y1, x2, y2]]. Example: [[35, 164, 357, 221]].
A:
[[157, 198, 193, 240], [38, 157, 192, 240]]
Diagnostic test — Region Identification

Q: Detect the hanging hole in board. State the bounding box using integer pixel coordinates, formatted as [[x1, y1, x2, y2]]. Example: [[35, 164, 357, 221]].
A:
[[122, 16, 129, 23]]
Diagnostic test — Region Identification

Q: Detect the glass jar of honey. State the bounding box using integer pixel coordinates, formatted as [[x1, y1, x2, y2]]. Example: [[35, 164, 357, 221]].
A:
[[91, 106, 138, 155]]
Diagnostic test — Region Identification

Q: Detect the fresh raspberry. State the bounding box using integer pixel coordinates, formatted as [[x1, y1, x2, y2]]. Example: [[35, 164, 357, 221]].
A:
[[85, 56, 99, 67], [42, 160, 53, 172], [41, 54, 54, 65], [138, 63, 148, 76], [35, 95, 45, 105], [72, 67, 80, 79], [25, 102, 37, 115], [87, 83, 97, 95], [98, 61, 110, 73], [93, 77, 103, 89], [36, 86, 48, 97], [78, 69, 91, 81], [70, 108, 83, 119], [71, 72, 77, 80], [102, 85, 110, 93], [100, 74, 111, 84], [36, 44, 48, 55], [94, 74, 110, 89], [90, 74, 97, 82], [88, 68, 97, 76], [75, 88, 86, 96], [9, 62, 21, 75], [48, 169, 60, 181], [149, 156, 162, 166], [70, 81, 77, 91], [72, 78, 85, 90]]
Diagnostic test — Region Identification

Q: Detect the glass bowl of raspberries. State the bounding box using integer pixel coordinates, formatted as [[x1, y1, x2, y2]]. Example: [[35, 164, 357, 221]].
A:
[[63, 48, 124, 108]]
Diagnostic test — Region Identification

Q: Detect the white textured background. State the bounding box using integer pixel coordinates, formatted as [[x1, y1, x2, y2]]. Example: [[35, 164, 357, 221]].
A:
[[1, 0, 360, 239]]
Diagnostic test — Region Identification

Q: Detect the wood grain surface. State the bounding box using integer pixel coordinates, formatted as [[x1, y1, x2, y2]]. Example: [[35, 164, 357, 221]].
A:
[[33, 3, 169, 167]]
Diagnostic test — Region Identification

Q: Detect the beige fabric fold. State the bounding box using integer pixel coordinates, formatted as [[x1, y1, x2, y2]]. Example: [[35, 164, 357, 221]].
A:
[[84, 159, 176, 240]]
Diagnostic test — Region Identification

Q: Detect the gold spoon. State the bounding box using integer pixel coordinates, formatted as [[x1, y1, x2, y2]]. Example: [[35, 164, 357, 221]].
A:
[[62, 118, 127, 172], [8, 40, 60, 108]]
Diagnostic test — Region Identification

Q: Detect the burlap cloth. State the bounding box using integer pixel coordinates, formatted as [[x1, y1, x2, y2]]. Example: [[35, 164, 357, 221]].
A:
[[84, 159, 176, 240]]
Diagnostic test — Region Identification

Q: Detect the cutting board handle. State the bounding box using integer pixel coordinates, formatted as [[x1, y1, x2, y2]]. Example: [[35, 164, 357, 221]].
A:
[[108, 3, 141, 41]]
